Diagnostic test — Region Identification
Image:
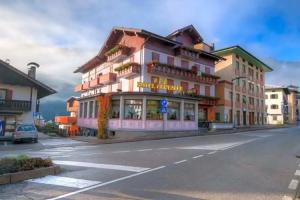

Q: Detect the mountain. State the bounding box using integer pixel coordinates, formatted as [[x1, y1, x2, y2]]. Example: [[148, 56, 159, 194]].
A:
[[39, 100, 69, 121]]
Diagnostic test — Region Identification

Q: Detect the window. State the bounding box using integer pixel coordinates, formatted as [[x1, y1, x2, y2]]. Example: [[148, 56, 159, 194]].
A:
[[229, 92, 233, 101], [124, 100, 142, 120], [236, 94, 240, 102], [89, 101, 94, 118], [273, 115, 277, 120], [257, 99, 259, 106], [194, 84, 200, 95], [215, 112, 221, 121], [152, 52, 160, 62], [265, 95, 268, 99], [242, 80, 246, 88], [236, 61, 240, 71], [181, 81, 188, 92], [151, 76, 159, 92], [79, 103, 83, 118], [167, 101, 180, 120], [271, 104, 279, 109], [83, 102, 88, 118], [205, 67, 210, 74], [205, 86, 210, 96], [0, 89, 6, 100], [167, 56, 174, 65], [243, 65, 246, 73], [95, 101, 99, 118], [242, 95, 247, 104], [111, 100, 120, 119], [256, 86, 259, 94], [271, 94, 278, 99], [184, 103, 195, 121], [181, 60, 189, 68], [146, 100, 163, 120]]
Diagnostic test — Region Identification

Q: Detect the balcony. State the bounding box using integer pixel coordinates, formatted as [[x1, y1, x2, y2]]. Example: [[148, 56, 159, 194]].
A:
[[235, 69, 240, 76], [248, 104, 255, 110], [147, 61, 219, 85], [90, 73, 117, 88], [242, 87, 247, 93], [115, 62, 141, 78], [248, 90, 254, 96], [235, 102, 241, 108], [0, 100, 31, 112], [74, 82, 89, 92], [235, 86, 241, 92], [105, 45, 130, 62]]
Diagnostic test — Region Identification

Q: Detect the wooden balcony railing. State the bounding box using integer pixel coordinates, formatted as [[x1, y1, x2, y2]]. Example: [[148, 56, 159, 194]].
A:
[[105, 45, 130, 62], [0, 100, 31, 112], [90, 73, 117, 88], [74, 82, 89, 92], [115, 62, 141, 78], [147, 61, 219, 85]]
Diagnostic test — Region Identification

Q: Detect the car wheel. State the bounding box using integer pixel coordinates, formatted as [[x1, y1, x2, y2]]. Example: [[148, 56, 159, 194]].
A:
[[34, 138, 38, 143]]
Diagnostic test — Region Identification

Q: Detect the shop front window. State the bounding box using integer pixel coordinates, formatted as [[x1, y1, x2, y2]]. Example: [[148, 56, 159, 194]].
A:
[[83, 102, 88, 118], [124, 100, 142, 120], [111, 100, 120, 119], [167, 101, 180, 120], [184, 103, 195, 121], [146, 100, 163, 120]]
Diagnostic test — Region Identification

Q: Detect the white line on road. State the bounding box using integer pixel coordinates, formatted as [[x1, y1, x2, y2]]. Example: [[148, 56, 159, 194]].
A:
[[137, 149, 152, 152], [207, 151, 217, 155], [158, 147, 170, 150], [282, 195, 293, 200], [53, 160, 150, 172], [47, 165, 166, 200], [288, 179, 298, 190], [28, 175, 101, 188], [174, 160, 187, 164], [112, 150, 131, 153], [295, 170, 300, 176], [192, 155, 203, 159]]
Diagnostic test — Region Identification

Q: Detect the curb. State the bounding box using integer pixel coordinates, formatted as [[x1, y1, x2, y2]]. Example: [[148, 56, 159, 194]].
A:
[[71, 125, 293, 145], [0, 165, 60, 185]]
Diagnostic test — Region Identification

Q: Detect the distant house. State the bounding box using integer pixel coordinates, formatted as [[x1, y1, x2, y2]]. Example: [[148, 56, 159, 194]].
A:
[[0, 60, 56, 132]]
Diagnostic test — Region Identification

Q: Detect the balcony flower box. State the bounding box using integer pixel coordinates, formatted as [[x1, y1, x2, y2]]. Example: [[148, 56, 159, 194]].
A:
[[105, 45, 130, 62], [115, 62, 141, 78], [99, 72, 117, 84]]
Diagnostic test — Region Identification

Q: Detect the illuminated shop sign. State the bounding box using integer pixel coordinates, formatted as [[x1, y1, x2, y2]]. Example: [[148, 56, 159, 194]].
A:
[[137, 81, 183, 91]]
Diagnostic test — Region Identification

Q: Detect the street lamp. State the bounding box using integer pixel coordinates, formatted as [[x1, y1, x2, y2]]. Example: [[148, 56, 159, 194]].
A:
[[232, 76, 247, 128]]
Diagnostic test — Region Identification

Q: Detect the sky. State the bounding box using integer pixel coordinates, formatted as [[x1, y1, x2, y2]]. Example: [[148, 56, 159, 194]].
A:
[[0, 0, 300, 104]]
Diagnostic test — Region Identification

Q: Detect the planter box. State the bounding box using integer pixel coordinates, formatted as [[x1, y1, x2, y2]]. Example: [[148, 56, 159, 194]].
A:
[[0, 165, 60, 185]]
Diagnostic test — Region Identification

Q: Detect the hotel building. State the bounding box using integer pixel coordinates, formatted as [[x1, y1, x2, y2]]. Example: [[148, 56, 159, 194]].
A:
[[213, 46, 273, 127], [74, 25, 222, 135]]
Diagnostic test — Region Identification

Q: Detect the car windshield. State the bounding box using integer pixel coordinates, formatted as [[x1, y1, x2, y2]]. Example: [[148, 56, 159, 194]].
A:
[[17, 125, 36, 132]]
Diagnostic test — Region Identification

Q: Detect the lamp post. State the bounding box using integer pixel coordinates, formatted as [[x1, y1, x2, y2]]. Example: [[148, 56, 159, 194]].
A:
[[232, 76, 246, 128]]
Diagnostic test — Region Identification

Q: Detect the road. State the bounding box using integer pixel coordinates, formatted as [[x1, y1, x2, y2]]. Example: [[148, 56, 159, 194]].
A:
[[1, 126, 300, 200]]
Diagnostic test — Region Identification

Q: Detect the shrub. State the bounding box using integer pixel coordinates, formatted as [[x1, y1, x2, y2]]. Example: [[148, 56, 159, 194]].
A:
[[43, 123, 59, 134], [0, 155, 53, 175]]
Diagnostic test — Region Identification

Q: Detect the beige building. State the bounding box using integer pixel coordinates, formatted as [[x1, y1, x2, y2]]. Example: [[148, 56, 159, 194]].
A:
[[213, 46, 273, 127]]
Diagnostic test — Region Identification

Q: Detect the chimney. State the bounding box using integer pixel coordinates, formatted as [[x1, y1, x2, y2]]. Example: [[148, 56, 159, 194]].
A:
[[27, 62, 40, 79]]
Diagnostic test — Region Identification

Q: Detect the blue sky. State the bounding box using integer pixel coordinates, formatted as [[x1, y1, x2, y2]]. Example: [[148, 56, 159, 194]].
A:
[[0, 0, 300, 102]]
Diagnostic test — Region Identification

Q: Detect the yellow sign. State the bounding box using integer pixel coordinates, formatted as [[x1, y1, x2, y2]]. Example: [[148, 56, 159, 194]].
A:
[[137, 81, 183, 91]]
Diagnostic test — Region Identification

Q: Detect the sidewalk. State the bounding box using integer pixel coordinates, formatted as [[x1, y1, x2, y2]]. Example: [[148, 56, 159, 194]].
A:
[[71, 124, 294, 145]]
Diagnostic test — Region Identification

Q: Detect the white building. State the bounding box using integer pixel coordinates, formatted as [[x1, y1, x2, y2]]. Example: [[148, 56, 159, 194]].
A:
[[265, 86, 289, 125], [0, 60, 56, 132]]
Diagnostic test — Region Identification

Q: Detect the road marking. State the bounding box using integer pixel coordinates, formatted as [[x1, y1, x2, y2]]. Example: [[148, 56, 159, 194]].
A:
[[51, 155, 71, 158], [158, 147, 170, 150], [47, 165, 165, 200], [53, 160, 150, 172], [288, 179, 298, 190], [207, 151, 217, 155], [112, 150, 131, 153], [27, 175, 100, 188], [193, 155, 203, 159], [137, 149, 152, 152], [174, 160, 187, 164], [39, 139, 85, 146], [282, 195, 293, 200], [295, 170, 300, 176]]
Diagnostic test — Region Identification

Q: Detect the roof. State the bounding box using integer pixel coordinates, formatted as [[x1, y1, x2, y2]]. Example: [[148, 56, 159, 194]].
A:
[[212, 45, 273, 72], [166, 25, 203, 43], [74, 25, 220, 73], [0, 59, 56, 99]]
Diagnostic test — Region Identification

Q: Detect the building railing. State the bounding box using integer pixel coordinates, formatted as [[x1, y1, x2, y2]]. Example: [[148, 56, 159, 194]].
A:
[[0, 100, 31, 111]]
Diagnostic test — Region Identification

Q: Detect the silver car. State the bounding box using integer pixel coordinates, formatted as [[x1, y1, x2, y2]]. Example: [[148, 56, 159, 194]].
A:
[[12, 124, 38, 143]]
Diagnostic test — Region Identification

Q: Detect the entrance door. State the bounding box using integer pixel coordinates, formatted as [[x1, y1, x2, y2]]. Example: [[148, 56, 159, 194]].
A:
[[243, 111, 247, 125], [236, 111, 240, 126]]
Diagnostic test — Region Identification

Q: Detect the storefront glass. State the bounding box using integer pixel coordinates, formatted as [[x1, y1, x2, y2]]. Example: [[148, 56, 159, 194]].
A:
[[146, 100, 163, 120], [124, 100, 142, 120], [111, 100, 120, 119], [167, 101, 180, 120], [184, 103, 195, 121]]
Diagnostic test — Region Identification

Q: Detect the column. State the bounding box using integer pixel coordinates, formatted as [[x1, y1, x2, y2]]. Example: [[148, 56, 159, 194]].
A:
[[180, 99, 184, 122], [195, 102, 199, 130], [119, 96, 124, 128], [142, 96, 147, 129]]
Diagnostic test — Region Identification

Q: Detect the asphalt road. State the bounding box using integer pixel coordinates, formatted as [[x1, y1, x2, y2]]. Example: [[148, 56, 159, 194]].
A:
[[1, 126, 300, 200]]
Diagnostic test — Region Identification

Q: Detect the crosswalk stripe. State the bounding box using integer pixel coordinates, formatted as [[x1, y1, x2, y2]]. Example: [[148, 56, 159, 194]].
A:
[[53, 160, 150, 172], [28, 175, 100, 188]]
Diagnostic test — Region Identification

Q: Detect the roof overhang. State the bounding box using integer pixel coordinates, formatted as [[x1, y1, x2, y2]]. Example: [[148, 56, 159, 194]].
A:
[[213, 45, 273, 72]]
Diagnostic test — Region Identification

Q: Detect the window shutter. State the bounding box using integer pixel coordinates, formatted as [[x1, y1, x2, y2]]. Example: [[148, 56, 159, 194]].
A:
[[5, 89, 12, 100]]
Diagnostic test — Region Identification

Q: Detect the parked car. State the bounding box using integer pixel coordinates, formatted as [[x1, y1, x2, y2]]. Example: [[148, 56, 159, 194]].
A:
[[12, 124, 38, 143]]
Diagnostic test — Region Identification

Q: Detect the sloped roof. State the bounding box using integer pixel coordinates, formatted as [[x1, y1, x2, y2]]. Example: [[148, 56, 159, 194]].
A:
[[213, 45, 273, 72], [166, 24, 203, 43], [74, 25, 219, 73], [0, 59, 56, 99]]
